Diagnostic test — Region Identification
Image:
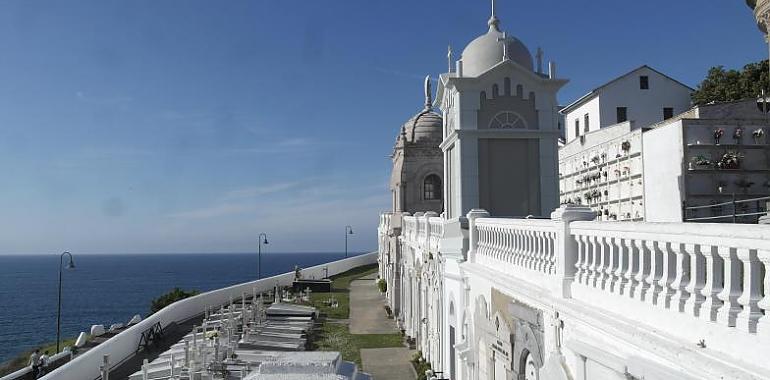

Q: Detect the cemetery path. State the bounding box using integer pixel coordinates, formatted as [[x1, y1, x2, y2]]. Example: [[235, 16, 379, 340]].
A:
[[350, 272, 416, 380]]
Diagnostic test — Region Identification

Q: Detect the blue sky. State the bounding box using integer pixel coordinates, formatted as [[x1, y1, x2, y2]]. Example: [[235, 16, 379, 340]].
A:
[[0, 0, 764, 254]]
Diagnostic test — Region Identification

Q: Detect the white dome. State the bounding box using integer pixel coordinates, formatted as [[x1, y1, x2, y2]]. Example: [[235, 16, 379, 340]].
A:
[[461, 18, 533, 77]]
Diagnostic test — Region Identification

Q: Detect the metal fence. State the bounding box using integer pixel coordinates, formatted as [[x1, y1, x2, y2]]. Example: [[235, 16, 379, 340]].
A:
[[684, 195, 770, 223]]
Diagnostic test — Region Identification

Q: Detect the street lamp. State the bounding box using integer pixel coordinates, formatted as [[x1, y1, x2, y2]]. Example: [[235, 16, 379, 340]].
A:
[[258, 233, 269, 279], [345, 225, 354, 258], [57, 251, 75, 353]]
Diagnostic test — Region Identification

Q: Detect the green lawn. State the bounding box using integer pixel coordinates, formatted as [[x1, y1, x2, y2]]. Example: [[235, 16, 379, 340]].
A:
[[306, 264, 404, 366]]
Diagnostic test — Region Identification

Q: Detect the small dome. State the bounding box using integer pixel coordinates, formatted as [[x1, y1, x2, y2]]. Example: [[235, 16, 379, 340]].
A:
[[404, 110, 442, 143], [461, 18, 533, 77]]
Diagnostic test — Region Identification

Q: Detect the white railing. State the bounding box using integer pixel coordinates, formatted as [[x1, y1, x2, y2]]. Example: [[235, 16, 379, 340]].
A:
[[40, 252, 378, 380], [403, 216, 418, 246], [465, 205, 770, 339], [474, 218, 558, 276], [570, 221, 770, 334], [428, 217, 444, 253], [400, 214, 445, 256]]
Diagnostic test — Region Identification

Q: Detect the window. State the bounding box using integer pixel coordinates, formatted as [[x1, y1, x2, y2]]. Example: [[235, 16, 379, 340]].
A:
[[640, 75, 649, 90], [492, 84, 499, 98], [616, 107, 627, 123], [504, 77, 511, 96], [489, 111, 526, 129], [574, 119, 580, 138], [584, 114, 590, 132], [663, 107, 674, 120], [424, 174, 442, 200]]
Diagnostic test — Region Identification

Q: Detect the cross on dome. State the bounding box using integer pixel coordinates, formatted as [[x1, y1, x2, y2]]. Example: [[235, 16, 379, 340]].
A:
[[497, 32, 517, 61]]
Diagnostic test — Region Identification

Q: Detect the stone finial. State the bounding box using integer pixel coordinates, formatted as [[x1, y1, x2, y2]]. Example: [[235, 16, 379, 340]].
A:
[[550, 204, 596, 222], [536, 47, 544, 74], [488, 0, 500, 31], [424, 75, 433, 110]]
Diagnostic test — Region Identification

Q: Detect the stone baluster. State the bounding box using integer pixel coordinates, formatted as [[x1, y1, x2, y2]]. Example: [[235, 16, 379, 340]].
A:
[[644, 241, 661, 305], [613, 237, 628, 295], [656, 242, 675, 309], [543, 231, 554, 274], [586, 235, 599, 287], [500, 226, 507, 262], [523, 229, 532, 268], [514, 228, 524, 267], [511, 228, 518, 266], [605, 237, 619, 294], [534, 230, 544, 271], [699, 245, 723, 322], [500, 227, 509, 263], [756, 249, 770, 336], [575, 235, 587, 284], [622, 239, 638, 297], [669, 243, 690, 312], [596, 236, 610, 290], [519, 228, 527, 267], [532, 229, 540, 270], [717, 246, 741, 327], [736, 248, 763, 333], [632, 239, 650, 301], [684, 244, 705, 318]]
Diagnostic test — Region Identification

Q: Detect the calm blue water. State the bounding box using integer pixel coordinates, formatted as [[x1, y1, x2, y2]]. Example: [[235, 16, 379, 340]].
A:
[[0, 252, 361, 364]]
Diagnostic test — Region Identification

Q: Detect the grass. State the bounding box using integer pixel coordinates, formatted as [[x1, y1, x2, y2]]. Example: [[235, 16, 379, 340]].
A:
[[0, 337, 78, 377], [307, 263, 377, 320], [312, 323, 403, 366], [305, 264, 404, 366]]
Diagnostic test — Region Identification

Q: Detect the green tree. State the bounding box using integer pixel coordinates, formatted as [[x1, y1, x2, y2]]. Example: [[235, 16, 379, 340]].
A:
[[691, 60, 770, 105], [150, 287, 200, 313]]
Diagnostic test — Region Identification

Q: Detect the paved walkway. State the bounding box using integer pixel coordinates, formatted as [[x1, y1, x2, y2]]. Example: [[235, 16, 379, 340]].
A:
[[361, 347, 416, 380], [349, 272, 416, 380], [349, 272, 398, 334]]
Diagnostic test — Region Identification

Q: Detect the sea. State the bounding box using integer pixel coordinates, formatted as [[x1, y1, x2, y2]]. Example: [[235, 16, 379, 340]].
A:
[[0, 252, 362, 365]]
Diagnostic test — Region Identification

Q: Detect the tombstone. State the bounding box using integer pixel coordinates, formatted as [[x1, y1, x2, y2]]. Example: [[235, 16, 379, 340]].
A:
[[75, 332, 88, 348], [127, 314, 142, 326], [90, 324, 106, 337]]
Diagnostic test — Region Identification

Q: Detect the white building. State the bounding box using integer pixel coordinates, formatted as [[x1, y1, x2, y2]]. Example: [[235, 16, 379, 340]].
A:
[[436, 6, 566, 220], [644, 100, 770, 222], [558, 99, 770, 223], [558, 122, 645, 222], [561, 66, 693, 143]]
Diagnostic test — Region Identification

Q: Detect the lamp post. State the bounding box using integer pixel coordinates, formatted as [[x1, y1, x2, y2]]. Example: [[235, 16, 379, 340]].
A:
[[344, 225, 354, 258], [57, 251, 75, 353], [258, 233, 269, 279]]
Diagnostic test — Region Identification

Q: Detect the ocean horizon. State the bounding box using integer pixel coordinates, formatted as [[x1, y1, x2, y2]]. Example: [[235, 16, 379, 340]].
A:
[[0, 251, 368, 365]]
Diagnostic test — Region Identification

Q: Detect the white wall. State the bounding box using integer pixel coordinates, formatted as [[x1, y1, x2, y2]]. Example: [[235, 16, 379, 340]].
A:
[[643, 120, 685, 222], [563, 66, 692, 143], [39, 252, 378, 380], [565, 96, 601, 142], [599, 67, 692, 132]]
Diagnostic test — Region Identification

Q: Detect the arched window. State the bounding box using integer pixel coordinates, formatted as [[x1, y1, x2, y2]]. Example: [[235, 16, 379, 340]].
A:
[[504, 78, 511, 96], [492, 84, 499, 98], [424, 174, 442, 201]]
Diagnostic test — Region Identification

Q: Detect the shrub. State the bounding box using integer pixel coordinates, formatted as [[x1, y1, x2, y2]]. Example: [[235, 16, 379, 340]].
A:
[[410, 351, 432, 380], [377, 279, 387, 293], [150, 287, 200, 313]]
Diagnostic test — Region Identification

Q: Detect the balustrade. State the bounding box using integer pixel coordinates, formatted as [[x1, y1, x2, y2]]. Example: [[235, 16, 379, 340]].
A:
[[474, 218, 557, 276], [569, 221, 770, 334]]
